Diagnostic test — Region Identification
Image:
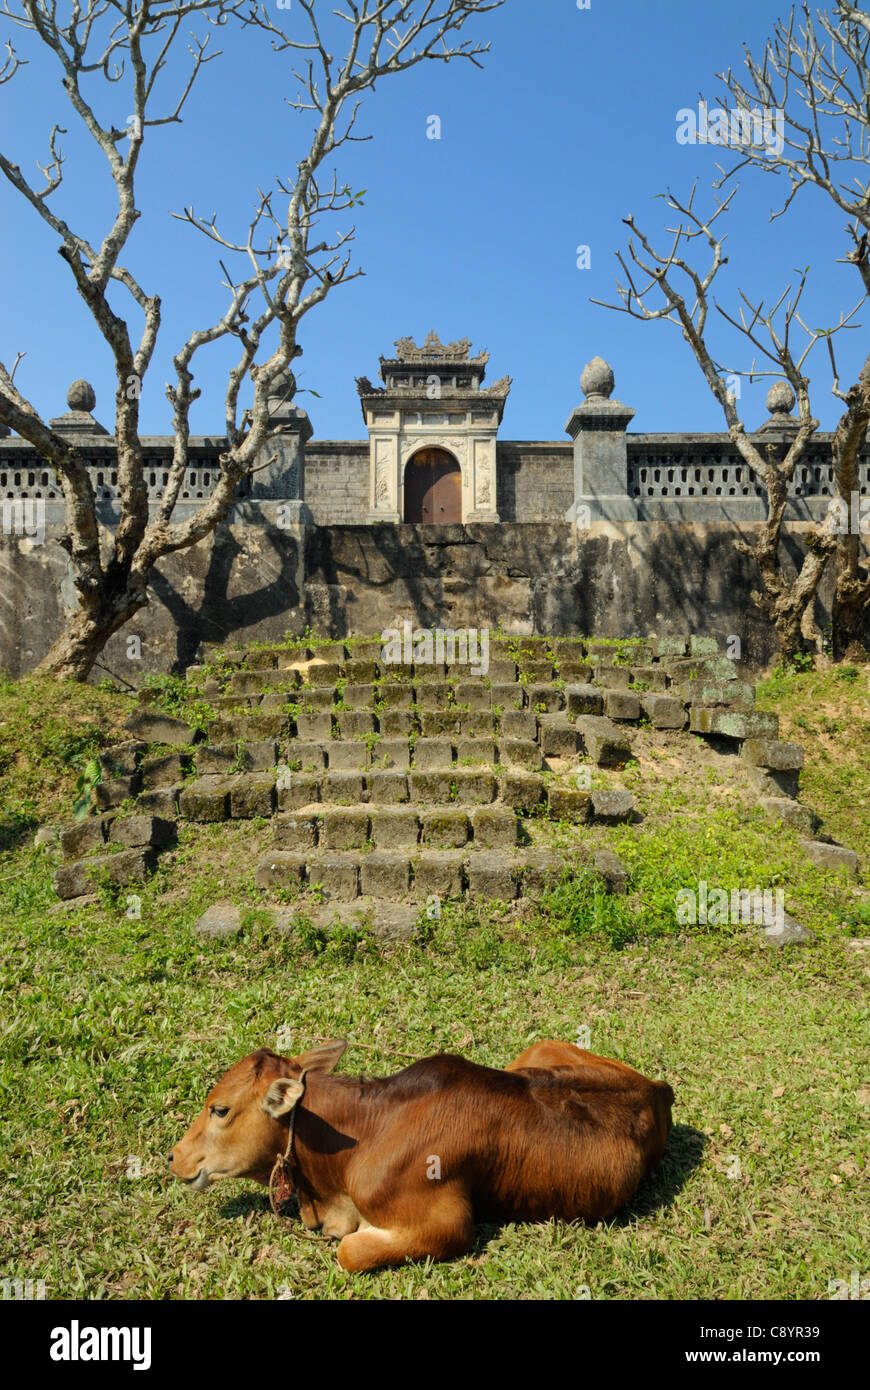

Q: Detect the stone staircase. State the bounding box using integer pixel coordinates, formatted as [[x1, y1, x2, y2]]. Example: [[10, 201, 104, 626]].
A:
[[54, 633, 848, 913]]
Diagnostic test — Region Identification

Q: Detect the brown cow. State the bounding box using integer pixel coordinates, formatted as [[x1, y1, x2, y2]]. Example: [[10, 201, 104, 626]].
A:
[[169, 1039, 673, 1272]]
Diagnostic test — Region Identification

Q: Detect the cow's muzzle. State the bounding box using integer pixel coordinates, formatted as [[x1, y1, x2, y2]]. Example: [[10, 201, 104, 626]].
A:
[[185, 1168, 212, 1192]]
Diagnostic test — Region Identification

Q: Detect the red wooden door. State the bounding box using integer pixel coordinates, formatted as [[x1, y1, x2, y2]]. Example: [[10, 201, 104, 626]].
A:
[[404, 448, 462, 523]]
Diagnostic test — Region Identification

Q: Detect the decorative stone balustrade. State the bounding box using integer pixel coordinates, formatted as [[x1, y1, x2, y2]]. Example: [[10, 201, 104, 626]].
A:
[[2, 365, 866, 523]]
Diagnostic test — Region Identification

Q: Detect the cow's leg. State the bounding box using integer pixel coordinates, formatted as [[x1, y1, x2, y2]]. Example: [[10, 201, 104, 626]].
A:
[[320, 1194, 363, 1239], [296, 1191, 362, 1238], [336, 1194, 474, 1273]]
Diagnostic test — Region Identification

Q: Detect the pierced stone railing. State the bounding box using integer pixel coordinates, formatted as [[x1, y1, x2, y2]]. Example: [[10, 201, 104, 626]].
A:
[[626, 436, 870, 503], [2, 430, 867, 517]]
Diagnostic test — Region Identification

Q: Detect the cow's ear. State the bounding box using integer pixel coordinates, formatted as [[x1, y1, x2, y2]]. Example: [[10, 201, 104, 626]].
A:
[[262, 1076, 305, 1118], [294, 1038, 348, 1075]]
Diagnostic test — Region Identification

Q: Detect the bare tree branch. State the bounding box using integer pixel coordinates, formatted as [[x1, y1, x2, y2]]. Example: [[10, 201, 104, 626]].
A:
[[0, 0, 504, 677], [708, 0, 870, 656], [594, 186, 841, 657]]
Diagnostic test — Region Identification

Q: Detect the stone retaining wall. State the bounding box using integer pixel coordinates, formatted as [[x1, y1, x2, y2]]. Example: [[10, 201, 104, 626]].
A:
[[0, 516, 851, 681]]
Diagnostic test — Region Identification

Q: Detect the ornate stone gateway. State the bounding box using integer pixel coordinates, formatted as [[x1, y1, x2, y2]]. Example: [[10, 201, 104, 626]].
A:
[[403, 447, 462, 523], [357, 331, 511, 524]]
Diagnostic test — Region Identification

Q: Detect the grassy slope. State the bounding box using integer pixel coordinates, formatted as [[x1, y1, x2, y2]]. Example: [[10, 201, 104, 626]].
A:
[[755, 664, 870, 860], [0, 674, 131, 847], [0, 667, 868, 1300]]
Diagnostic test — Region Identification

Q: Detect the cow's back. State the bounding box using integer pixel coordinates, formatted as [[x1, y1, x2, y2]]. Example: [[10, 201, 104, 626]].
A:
[[349, 1054, 672, 1225], [470, 1067, 670, 1223]]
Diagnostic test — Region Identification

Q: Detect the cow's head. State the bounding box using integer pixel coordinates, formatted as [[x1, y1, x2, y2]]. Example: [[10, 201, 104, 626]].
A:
[[168, 1039, 347, 1191]]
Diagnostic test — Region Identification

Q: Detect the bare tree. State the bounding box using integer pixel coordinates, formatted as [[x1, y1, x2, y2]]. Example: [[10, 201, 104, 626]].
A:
[[0, 0, 503, 680], [711, 0, 870, 658], [593, 185, 862, 659]]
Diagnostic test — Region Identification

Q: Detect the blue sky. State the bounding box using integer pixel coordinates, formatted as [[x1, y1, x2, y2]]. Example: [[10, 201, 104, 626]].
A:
[[2, 0, 866, 441]]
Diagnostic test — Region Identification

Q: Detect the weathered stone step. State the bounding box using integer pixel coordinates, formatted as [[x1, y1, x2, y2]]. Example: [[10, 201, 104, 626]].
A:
[[59, 813, 176, 862], [573, 715, 633, 767], [124, 709, 201, 746], [156, 763, 632, 827], [741, 738, 804, 770], [200, 717, 547, 761], [217, 660, 608, 688], [129, 717, 647, 816], [746, 766, 800, 799], [54, 846, 158, 900], [196, 661, 684, 703], [668, 656, 740, 684], [195, 675, 760, 737], [253, 843, 629, 903], [273, 805, 520, 852], [197, 635, 745, 680], [172, 770, 547, 820], [202, 689, 668, 751], [200, 634, 591, 668], [205, 708, 532, 741], [53, 812, 178, 901], [199, 656, 602, 687], [270, 790, 633, 851], [799, 839, 859, 876], [586, 640, 656, 665], [742, 737, 808, 802], [689, 707, 779, 740], [262, 900, 424, 942], [639, 694, 687, 729], [760, 797, 818, 834], [102, 680, 786, 817], [676, 678, 755, 709], [279, 766, 557, 811], [194, 665, 759, 729]]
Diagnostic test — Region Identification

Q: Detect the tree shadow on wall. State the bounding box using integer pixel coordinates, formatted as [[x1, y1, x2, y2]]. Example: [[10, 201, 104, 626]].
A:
[[147, 521, 304, 673], [308, 520, 818, 663], [307, 523, 476, 636], [563, 523, 831, 664]]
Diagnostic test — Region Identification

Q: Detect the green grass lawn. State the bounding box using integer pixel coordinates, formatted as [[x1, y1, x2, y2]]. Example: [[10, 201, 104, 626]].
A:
[[1, 665, 868, 1300]]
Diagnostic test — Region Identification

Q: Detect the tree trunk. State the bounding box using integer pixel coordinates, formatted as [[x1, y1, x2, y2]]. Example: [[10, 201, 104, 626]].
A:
[[737, 470, 835, 664], [35, 588, 148, 682], [828, 365, 870, 662], [831, 585, 870, 662]]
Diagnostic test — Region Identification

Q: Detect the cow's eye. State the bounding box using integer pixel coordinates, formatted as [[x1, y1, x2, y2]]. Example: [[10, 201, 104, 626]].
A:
[[210, 1105, 230, 1118]]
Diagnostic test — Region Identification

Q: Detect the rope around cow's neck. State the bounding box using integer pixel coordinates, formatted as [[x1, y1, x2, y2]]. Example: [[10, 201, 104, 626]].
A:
[[265, 1045, 464, 1217], [269, 1068, 307, 1218], [267, 1041, 455, 1217]]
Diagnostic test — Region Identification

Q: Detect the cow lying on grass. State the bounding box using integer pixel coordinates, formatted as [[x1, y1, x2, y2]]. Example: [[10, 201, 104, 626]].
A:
[[169, 1038, 674, 1273]]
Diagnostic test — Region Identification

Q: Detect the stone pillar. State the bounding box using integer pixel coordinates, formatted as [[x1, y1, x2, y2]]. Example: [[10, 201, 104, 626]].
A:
[[367, 430, 402, 524], [466, 435, 499, 523], [565, 357, 637, 523], [251, 370, 312, 520]]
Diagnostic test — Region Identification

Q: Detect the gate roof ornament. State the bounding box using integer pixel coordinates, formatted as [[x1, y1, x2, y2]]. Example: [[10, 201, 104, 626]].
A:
[[356, 333, 511, 415], [393, 331, 480, 361]]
